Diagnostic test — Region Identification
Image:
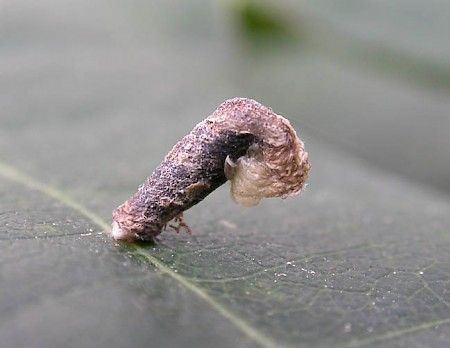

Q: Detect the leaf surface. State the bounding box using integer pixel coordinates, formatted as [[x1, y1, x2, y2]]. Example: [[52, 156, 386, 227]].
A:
[[1, 1, 449, 347]]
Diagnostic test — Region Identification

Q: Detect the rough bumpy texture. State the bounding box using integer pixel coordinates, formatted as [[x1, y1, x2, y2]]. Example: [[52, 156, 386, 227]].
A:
[[111, 98, 310, 242]]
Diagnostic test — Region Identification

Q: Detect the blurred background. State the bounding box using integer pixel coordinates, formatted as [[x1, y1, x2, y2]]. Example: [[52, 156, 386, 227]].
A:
[[1, 0, 449, 195]]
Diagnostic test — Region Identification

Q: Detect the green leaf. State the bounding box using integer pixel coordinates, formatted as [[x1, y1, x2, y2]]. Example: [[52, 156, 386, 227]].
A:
[[1, 1, 450, 347], [230, 0, 298, 48]]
